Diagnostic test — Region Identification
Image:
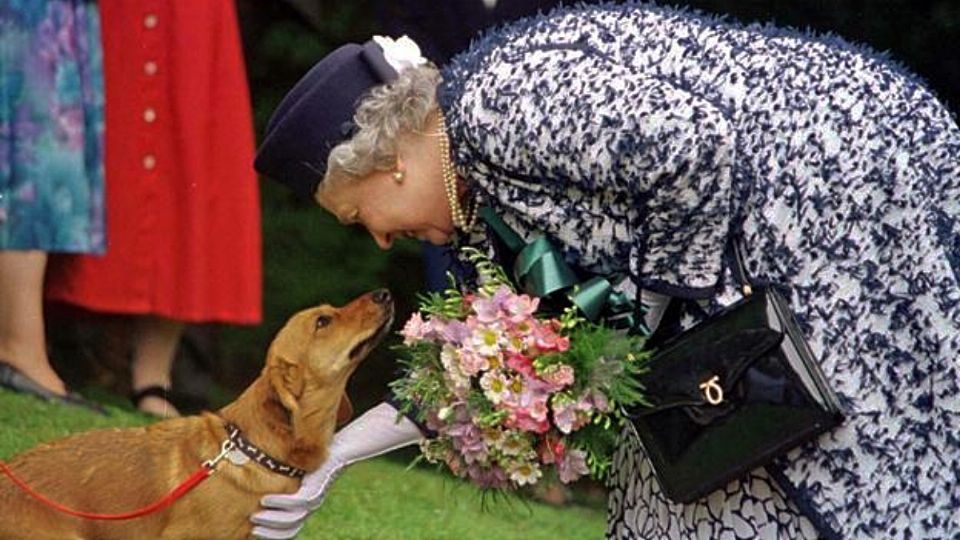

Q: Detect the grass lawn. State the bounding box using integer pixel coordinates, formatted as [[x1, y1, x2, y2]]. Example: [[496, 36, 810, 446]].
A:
[[0, 390, 606, 539]]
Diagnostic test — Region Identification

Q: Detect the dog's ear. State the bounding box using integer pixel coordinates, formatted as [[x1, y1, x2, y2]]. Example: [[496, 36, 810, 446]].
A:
[[336, 393, 353, 427], [268, 354, 304, 413]]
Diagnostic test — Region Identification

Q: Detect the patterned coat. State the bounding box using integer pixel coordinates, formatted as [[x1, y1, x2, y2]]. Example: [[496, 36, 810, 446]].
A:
[[436, 2, 960, 539]]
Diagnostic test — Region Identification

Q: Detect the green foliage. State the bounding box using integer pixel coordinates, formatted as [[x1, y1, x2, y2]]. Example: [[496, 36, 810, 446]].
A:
[[416, 287, 467, 320], [557, 305, 587, 332], [468, 390, 510, 428], [389, 341, 447, 421], [462, 246, 513, 293], [567, 421, 623, 481]]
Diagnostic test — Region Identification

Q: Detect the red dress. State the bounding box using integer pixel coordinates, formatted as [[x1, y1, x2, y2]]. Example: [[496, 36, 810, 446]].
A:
[[46, 0, 262, 324]]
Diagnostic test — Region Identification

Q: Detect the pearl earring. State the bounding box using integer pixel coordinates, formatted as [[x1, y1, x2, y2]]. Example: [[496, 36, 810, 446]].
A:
[[392, 170, 405, 184]]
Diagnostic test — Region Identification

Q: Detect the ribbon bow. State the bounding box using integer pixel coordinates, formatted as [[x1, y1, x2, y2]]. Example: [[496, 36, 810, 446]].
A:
[[479, 208, 650, 335]]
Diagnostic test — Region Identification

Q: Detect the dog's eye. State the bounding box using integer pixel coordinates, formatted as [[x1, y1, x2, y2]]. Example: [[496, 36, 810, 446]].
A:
[[315, 315, 332, 330]]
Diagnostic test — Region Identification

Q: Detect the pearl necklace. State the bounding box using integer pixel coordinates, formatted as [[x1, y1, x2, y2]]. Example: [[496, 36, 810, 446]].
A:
[[437, 113, 478, 232]]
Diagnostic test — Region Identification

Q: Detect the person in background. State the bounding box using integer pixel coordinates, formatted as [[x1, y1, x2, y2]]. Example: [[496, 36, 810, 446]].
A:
[[0, 0, 106, 412], [45, 0, 262, 417], [250, 3, 958, 539]]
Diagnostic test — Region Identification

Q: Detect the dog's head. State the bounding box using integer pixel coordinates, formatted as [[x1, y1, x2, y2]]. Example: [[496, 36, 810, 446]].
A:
[[265, 289, 394, 423]]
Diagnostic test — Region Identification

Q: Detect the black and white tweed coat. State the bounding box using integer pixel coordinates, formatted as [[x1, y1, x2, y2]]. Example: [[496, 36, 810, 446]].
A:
[[436, 2, 960, 539]]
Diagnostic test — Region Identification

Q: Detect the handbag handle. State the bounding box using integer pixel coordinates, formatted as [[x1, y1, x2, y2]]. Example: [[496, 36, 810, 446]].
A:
[[730, 239, 753, 297]]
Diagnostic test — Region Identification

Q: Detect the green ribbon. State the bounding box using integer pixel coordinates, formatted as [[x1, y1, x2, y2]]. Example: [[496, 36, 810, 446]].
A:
[[514, 237, 577, 297], [479, 208, 647, 334]]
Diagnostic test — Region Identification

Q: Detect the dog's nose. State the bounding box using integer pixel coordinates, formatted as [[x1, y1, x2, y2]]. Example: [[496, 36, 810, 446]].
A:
[[371, 289, 392, 304]]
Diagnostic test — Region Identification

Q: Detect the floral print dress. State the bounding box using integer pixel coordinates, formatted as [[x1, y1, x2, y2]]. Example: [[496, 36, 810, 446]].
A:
[[435, 2, 960, 539], [0, 0, 105, 253]]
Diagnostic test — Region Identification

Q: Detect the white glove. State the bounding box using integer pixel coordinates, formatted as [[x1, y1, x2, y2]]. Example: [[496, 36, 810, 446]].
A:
[[250, 402, 422, 539]]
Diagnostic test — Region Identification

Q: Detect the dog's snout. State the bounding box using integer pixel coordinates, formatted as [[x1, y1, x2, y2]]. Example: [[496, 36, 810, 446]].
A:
[[371, 289, 392, 305]]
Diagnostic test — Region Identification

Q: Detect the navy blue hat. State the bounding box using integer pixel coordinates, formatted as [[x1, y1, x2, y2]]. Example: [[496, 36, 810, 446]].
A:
[[254, 41, 401, 200]]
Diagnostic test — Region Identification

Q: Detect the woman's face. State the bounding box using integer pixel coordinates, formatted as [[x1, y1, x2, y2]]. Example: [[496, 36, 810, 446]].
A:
[[316, 122, 454, 250]]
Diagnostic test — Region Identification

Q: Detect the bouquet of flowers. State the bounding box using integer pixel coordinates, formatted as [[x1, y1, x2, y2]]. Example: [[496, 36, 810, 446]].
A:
[[390, 248, 649, 490]]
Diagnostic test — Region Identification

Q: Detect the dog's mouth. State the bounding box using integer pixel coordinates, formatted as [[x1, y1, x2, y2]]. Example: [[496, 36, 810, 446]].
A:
[[349, 307, 394, 361]]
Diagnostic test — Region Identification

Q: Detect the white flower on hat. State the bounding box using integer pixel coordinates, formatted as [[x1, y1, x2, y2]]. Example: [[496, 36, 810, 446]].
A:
[[372, 35, 427, 74]]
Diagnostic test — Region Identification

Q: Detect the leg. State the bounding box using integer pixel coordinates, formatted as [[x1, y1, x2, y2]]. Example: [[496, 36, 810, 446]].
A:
[[130, 315, 184, 418], [0, 250, 66, 395]]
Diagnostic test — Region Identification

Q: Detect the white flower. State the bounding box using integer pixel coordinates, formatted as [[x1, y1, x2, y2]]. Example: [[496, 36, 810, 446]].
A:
[[440, 344, 470, 394], [468, 326, 503, 357], [482, 428, 505, 449], [508, 460, 542, 486], [479, 370, 510, 405], [500, 432, 529, 457], [437, 406, 454, 421], [372, 35, 427, 74]]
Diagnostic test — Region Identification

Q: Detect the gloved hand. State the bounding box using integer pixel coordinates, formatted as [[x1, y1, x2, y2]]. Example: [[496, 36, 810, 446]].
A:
[[250, 402, 422, 539]]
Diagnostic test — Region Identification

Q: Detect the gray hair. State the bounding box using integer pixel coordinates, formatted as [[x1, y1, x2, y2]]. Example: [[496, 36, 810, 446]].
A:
[[321, 64, 442, 191]]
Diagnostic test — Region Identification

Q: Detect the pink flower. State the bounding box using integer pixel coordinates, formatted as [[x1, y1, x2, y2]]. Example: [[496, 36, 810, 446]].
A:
[[471, 286, 513, 323], [589, 390, 610, 413], [575, 395, 595, 416], [468, 464, 508, 489], [506, 351, 535, 378], [557, 449, 589, 484], [551, 393, 595, 434], [502, 293, 539, 324], [458, 350, 489, 377], [504, 407, 550, 434], [531, 322, 570, 352], [552, 399, 577, 434], [528, 397, 549, 422], [440, 320, 471, 345], [540, 364, 575, 389], [472, 296, 501, 324], [448, 420, 488, 465], [538, 433, 566, 465], [426, 317, 449, 339], [400, 312, 430, 345]]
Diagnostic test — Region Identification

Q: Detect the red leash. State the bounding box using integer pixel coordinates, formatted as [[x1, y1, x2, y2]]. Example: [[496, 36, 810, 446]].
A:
[[0, 460, 213, 520], [0, 439, 237, 521]]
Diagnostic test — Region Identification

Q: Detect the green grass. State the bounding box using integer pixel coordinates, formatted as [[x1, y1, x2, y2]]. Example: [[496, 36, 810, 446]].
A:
[[0, 390, 606, 539]]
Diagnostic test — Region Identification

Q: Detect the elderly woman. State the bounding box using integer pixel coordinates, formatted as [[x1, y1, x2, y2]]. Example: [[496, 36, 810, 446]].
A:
[[251, 3, 959, 539]]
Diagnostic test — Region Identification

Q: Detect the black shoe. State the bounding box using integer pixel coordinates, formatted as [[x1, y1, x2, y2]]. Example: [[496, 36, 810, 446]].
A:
[[0, 360, 108, 415]]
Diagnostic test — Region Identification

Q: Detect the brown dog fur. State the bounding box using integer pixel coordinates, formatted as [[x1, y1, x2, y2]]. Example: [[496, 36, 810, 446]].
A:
[[0, 291, 393, 540]]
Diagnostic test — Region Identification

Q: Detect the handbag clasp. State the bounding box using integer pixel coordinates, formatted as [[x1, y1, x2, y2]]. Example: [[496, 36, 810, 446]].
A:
[[699, 375, 724, 405]]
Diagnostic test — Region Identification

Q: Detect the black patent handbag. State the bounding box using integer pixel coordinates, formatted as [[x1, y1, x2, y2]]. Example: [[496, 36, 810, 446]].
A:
[[630, 242, 844, 504]]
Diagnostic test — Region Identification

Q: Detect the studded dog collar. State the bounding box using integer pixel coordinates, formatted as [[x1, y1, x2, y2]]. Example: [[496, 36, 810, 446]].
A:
[[223, 423, 307, 479]]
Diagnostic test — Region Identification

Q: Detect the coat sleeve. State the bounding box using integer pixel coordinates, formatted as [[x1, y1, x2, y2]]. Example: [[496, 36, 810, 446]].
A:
[[443, 44, 738, 296]]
